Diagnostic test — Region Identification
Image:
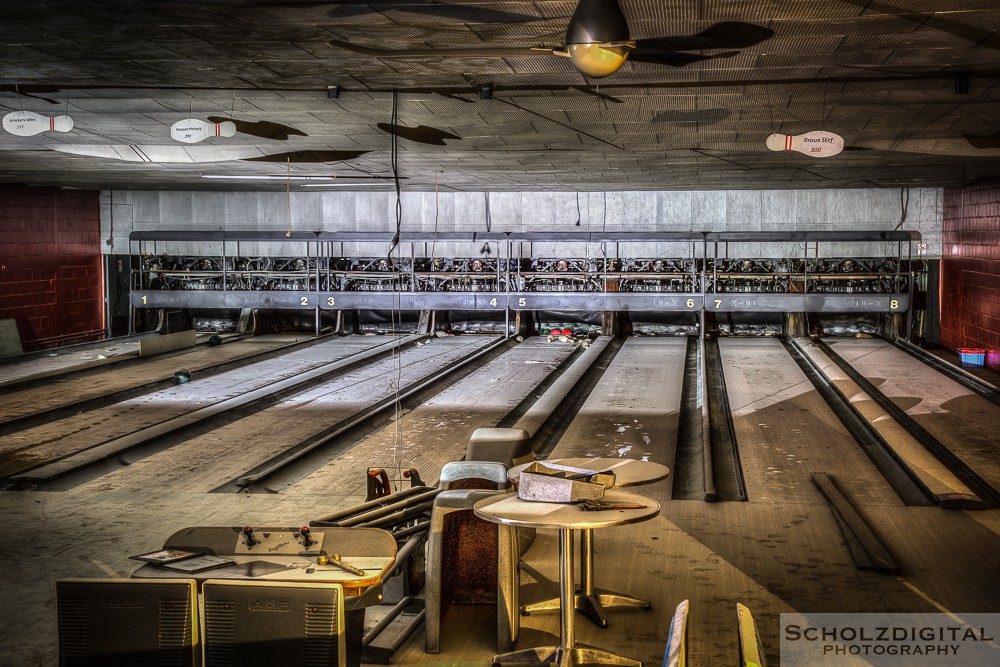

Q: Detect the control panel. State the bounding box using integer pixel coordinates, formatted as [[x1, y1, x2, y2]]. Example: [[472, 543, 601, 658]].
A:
[[233, 526, 323, 555]]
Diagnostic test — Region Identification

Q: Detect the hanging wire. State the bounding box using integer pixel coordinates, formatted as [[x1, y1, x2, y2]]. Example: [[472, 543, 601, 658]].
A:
[[602, 191, 608, 232], [386, 90, 405, 489], [821, 83, 827, 129], [387, 90, 402, 259], [893, 187, 910, 238], [285, 157, 292, 237], [484, 191, 492, 232], [430, 171, 439, 264], [480, 192, 492, 256]]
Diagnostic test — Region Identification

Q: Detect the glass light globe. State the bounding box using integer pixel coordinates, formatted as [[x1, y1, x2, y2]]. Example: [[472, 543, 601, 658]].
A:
[[567, 43, 630, 78]]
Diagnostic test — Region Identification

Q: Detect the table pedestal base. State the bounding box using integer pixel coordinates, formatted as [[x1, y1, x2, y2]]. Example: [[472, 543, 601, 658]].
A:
[[475, 499, 655, 667], [522, 591, 651, 628], [521, 529, 651, 628], [492, 644, 643, 667]]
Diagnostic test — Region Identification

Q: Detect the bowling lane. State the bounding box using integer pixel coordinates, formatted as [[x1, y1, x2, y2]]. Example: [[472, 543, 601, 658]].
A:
[[289, 336, 578, 497], [0, 335, 303, 422], [825, 338, 1000, 493], [0, 335, 400, 476], [718, 338, 900, 506], [545, 336, 687, 496], [75, 336, 496, 493], [0, 339, 142, 385]]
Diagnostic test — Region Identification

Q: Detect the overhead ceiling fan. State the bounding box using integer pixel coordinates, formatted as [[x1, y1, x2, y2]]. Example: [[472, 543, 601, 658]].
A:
[[330, 0, 775, 78]]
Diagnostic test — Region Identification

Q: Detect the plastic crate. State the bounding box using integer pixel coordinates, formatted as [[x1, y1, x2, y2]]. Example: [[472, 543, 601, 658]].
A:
[[959, 348, 986, 368]]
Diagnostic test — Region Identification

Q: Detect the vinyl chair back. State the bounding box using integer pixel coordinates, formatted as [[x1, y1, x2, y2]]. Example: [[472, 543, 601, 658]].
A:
[[438, 460, 511, 490], [424, 488, 519, 654], [467, 427, 533, 467]]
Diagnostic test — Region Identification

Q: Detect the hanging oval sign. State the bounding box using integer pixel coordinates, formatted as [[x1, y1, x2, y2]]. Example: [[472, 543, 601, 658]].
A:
[[3, 111, 74, 136], [766, 130, 844, 158], [170, 119, 236, 144]]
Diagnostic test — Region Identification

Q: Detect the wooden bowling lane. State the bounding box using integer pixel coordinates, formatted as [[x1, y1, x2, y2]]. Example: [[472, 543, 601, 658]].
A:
[[0, 335, 403, 478], [0, 338, 143, 386], [0, 335, 307, 423], [73, 336, 494, 493], [717, 338, 901, 507], [825, 338, 1000, 495], [544, 336, 687, 497], [288, 336, 578, 497]]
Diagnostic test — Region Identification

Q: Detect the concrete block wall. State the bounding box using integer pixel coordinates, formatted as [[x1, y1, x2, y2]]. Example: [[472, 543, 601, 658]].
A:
[[941, 182, 1000, 370], [0, 185, 104, 350], [102, 188, 942, 260]]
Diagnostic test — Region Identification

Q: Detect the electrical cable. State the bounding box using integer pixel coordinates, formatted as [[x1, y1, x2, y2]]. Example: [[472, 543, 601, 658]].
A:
[[889, 187, 910, 260], [387, 90, 402, 259], [480, 191, 492, 257], [285, 157, 292, 237], [430, 171, 439, 264], [387, 90, 405, 489], [893, 187, 909, 230]]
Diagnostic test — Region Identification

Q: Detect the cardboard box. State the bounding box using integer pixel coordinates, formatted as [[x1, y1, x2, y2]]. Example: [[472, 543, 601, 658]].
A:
[[517, 462, 615, 503]]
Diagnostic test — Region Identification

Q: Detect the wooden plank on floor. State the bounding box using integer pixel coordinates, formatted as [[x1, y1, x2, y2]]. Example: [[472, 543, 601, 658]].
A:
[[0, 318, 23, 357], [138, 330, 197, 357], [812, 472, 899, 572]]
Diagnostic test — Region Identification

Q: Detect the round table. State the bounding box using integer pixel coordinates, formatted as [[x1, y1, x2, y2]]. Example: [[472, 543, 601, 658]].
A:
[[475, 491, 660, 666], [509, 458, 669, 628]]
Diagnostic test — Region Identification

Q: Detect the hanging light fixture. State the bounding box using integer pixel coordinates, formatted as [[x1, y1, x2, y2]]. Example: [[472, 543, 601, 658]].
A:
[[564, 0, 632, 78]]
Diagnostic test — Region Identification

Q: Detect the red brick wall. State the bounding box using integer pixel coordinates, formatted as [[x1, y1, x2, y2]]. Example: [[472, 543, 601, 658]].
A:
[[941, 182, 1000, 371], [0, 185, 104, 351]]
